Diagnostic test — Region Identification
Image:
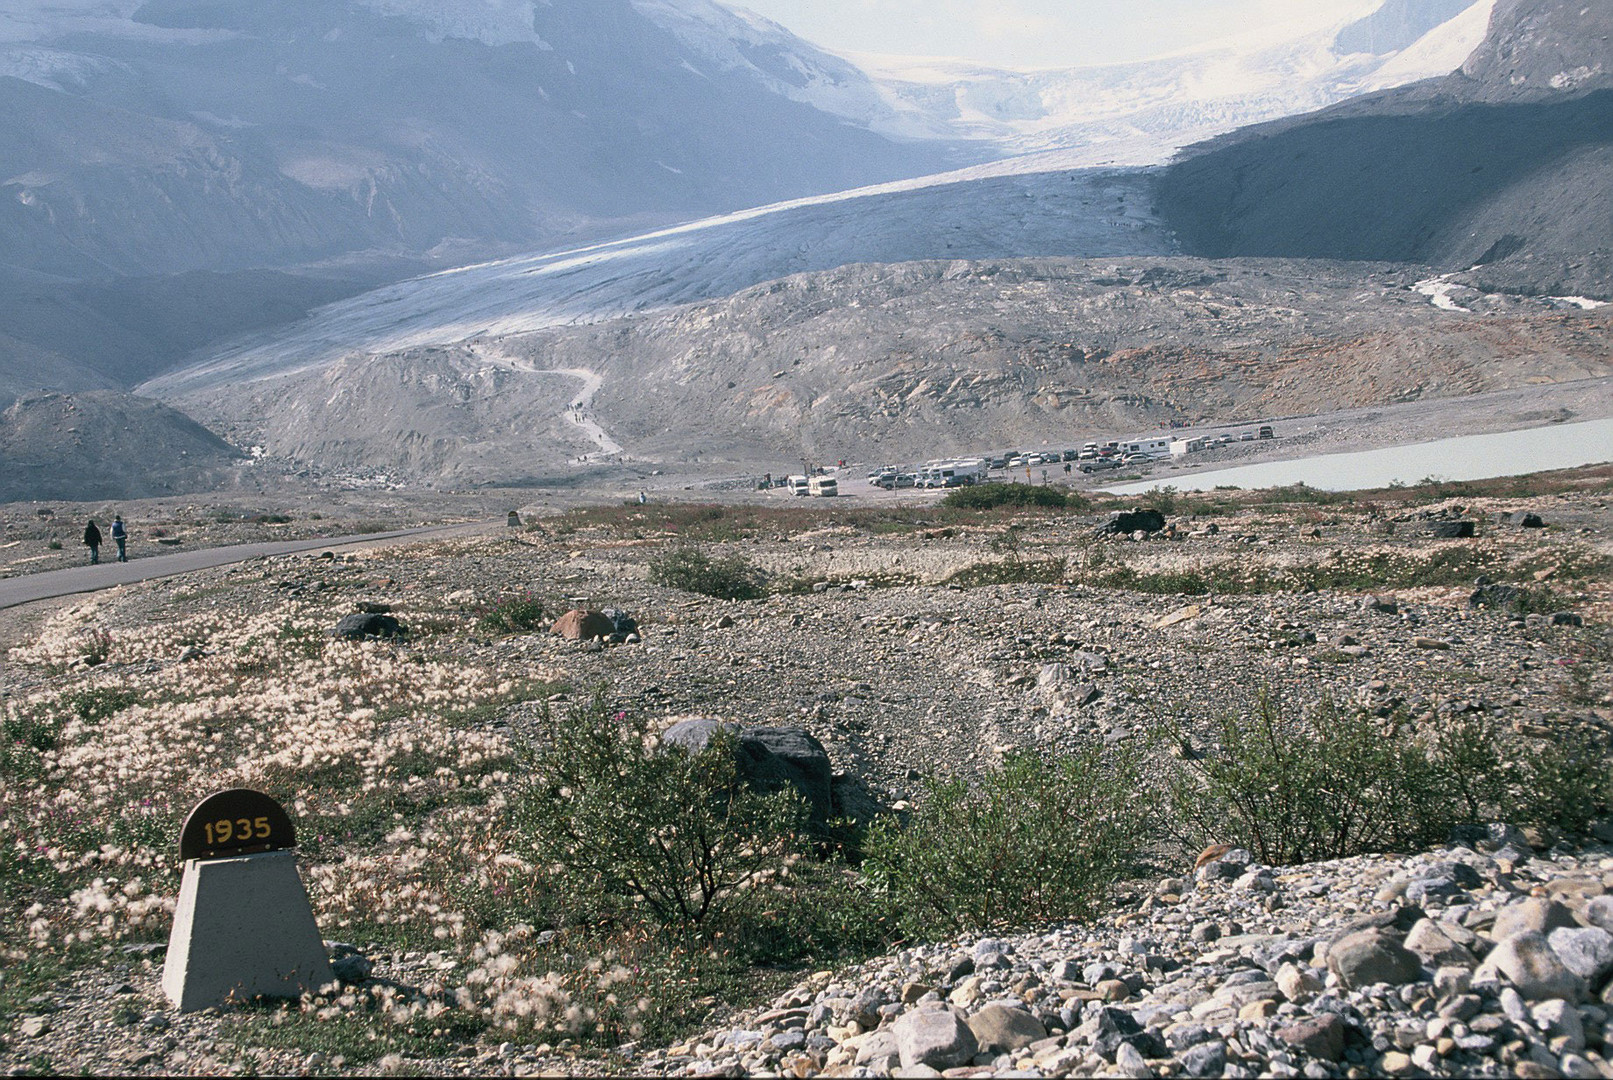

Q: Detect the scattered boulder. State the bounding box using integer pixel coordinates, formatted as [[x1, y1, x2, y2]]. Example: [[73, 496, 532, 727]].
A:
[[549, 609, 617, 640], [660, 719, 834, 826], [1547, 927, 1613, 986], [1327, 929, 1422, 989], [1425, 521, 1476, 538], [893, 1006, 977, 1070], [1476, 931, 1585, 1001], [1404, 919, 1476, 969], [1096, 510, 1166, 536], [966, 1003, 1045, 1054], [1492, 898, 1578, 942], [327, 612, 403, 640]]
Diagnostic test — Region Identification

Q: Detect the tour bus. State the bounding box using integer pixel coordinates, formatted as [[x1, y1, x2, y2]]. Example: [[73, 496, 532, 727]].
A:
[[786, 475, 811, 496], [918, 458, 988, 488], [809, 475, 838, 497]]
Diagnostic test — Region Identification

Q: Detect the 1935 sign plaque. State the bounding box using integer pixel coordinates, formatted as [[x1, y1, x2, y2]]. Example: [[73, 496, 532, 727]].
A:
[[178, 788, 296, 861]]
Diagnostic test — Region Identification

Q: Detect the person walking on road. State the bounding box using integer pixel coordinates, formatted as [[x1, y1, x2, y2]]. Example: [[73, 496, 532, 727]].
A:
[[83, 520, 102, 564], [111, 515, 128, 562]]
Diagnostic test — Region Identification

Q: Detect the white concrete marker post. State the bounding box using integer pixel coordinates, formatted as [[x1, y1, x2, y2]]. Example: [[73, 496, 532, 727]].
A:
[[162, 789, 334, 1012]]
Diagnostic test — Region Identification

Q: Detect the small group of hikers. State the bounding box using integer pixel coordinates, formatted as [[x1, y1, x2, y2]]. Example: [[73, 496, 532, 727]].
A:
[[81, 515, 128, 565]]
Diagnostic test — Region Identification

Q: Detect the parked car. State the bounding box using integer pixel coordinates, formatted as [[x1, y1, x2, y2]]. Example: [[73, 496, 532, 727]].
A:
[[1079, 458, 1123, 473], [1258, 425, 1274, 439]]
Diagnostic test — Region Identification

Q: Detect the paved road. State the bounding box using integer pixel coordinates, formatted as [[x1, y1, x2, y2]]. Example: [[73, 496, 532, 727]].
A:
[[0, 521, 494, 611]]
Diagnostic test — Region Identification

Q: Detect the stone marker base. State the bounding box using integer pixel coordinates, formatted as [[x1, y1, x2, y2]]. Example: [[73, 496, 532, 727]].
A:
[[162, 850, 334, 1012]]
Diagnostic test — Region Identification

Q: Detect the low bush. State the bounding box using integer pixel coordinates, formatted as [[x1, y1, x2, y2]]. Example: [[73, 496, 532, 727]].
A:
[[863, 748, 1147, 939], [941, 483, 1081, 510], [476, 593, 547, 634], [648, 545, 766, 600], [512, 697, 810, 940], [1167, 692, 1462, 865], [1511, 727, 1612, 835], [1166, 692, 1613, 864], [944, 557, 1066, 588]]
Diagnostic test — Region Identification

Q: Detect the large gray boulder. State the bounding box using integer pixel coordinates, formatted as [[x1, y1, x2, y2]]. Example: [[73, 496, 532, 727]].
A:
[[1548, 927, 1613, 987], [1477, 931, 1586, 1001], [1327, 929, 1422, 989], [327, 612, 403, 640], [1493, 898, 1578, 941], [894, 1006, 978, 1070], [660, 719, 834, 825], [966, 1003, 1046, 1054]]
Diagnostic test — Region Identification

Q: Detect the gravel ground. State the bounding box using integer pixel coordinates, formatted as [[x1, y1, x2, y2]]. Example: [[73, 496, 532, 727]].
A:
[[0, 478, 1608, 1077]]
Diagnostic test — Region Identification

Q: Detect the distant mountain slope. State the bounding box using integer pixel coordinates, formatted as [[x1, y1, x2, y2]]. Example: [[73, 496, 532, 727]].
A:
[[1155, 0, 1613, 295], [171, 257, 1612, 484], [0, 390, 241, 502], [0, 0, 946, 281]]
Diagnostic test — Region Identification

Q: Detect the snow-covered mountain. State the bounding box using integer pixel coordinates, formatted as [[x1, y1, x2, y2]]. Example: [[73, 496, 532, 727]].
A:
[[0, 0, 1516, 407], [846, 0, 1494, 161], [139, 0, 1514, 399], [1156, 0, 1613, 294]]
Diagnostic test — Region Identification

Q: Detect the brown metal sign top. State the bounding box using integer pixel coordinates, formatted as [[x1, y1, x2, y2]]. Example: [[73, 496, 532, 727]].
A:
[[178, 788, 296, 861]]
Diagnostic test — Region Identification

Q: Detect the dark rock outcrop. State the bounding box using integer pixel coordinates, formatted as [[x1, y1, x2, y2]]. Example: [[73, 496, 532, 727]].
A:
[[661, 719, 835, 826]]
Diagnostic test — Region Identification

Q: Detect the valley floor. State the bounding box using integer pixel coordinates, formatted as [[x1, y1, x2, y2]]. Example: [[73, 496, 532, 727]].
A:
[[0, 467, 1609, 1077]]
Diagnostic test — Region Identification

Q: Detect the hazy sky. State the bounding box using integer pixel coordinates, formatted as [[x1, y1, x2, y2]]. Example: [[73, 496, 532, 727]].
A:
[[734, 0, 1382, 69]]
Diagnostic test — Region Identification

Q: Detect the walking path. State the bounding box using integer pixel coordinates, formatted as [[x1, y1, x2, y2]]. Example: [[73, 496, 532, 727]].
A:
[[0, 521, 491, 611], [467, 343, 624, 460]]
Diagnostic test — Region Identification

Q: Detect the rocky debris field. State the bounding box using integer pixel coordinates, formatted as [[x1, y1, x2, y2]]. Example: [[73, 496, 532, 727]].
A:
[[640, 829, 1613, 1079], [0, 474, 1608, 1076], [171, 256, 1613, 487]]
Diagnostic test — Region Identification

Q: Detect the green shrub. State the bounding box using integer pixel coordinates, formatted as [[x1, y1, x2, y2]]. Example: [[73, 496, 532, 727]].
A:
[[1166, 692, 1459, 865], [1511, 728, 1611, 834], [943, 557, 1066, 588], [863, 748, 1147, 939], [476, 593, 547, 634], [1166, 692, 1613, 864], [648, 545, 765, 600], [941, 483, 1078, 510], [511, 698, 809, 939]]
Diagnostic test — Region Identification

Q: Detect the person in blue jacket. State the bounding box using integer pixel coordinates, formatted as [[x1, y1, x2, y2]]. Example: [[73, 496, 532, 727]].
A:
[[111, 515, 128, 562]]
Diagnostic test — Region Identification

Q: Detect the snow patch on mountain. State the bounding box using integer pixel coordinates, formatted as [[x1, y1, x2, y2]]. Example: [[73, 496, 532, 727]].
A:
[[629, 0, 921, 141], [1356, 0, 1496, 91], [848, 0, 1494, 156], [351, 0, 551, 48]]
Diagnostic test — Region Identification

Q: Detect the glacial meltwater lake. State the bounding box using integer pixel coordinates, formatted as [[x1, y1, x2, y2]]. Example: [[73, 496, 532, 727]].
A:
[[1103, 417, 1613, 496]]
